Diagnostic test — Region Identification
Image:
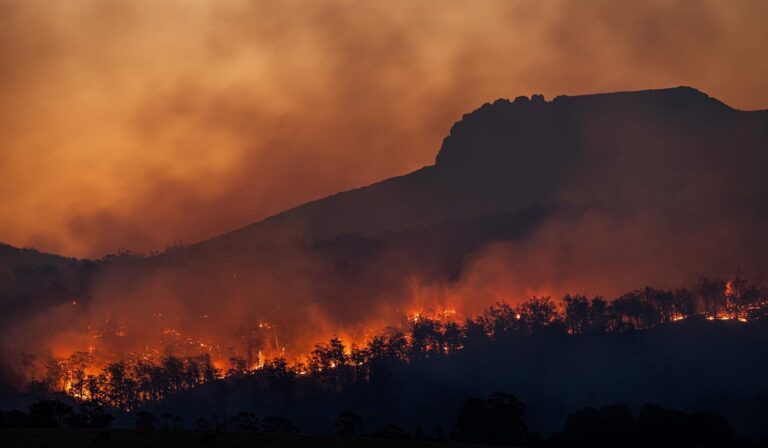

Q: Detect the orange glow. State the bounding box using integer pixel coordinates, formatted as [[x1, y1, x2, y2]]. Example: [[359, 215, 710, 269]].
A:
[[1, 1, 768, 257], [408, 307, 459, 324], [14, 285, 763, 409]]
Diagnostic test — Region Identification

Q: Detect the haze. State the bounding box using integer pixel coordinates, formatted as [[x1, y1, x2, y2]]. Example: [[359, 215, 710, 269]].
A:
[[1, 0, 767, 257]]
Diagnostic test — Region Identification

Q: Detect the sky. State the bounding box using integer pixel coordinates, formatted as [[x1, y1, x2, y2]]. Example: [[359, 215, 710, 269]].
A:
[[1, 0, 767, 258]]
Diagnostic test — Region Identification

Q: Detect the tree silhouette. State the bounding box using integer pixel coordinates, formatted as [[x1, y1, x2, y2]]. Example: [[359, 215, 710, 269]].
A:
[[261, 416, 299, 433], [191, 417, 212, 431], [335, 410, 364, 436], [564, 294, 590, 334], [76, 401, 113, 428], [588, 297, 608, 333], [697, 277, 727, 317], [228, 356, 247, 376], [310, 337, 347, 371], [555, 404, 635, 447], [454, 392, 528, 446], [519, 296, 559, 335], [409, 317, 443, 358], [28, 400, 76, 428], [373, 423, 408, 439], [135, 411, 158, 430], [229, 412, 259, 431], [610, 291, 660, 330]]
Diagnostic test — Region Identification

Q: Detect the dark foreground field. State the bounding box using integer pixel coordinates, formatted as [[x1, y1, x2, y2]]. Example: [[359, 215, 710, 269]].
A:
[[0, 429, 462, 448]]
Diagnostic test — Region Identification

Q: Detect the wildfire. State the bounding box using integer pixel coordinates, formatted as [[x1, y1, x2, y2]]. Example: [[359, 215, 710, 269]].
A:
[[38, 292, 765, 408], [18, 273, 768, 411], [408, 307, 459, 323]]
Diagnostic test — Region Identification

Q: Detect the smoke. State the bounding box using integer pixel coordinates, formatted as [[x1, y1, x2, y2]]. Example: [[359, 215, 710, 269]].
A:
[[2, 0, 768, 388], [453, 207, 768, 304], [1, 0, 767, 257]]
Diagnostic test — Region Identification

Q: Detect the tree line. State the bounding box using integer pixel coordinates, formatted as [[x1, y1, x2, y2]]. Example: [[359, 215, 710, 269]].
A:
[[25, 274, 768, 410], [1, 394, 745, 448]]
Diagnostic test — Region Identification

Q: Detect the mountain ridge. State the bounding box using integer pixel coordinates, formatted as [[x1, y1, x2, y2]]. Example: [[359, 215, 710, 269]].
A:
[[2, 86, 765, 262], [3, 85, 768, 385], [192, 86, 767, 256]]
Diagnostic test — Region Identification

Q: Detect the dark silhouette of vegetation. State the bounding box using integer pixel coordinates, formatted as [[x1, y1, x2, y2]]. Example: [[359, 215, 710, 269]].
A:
[[552, 404, 636, 447], [192, 417, 212, 431], [160, 411, 184, 430], [372, 423, 408, 440], [261, 416, 300, 433], [0, 395, 748, 447], [550, 403, 736, 447], [229, 412, 259, 431], [6, 275, 768, 442], [134, 410, 158, 430], [335, 411, 364, 436], [454, 392, 529, 446], [0, 399, 112, 429], [19, 276, 768, 422]]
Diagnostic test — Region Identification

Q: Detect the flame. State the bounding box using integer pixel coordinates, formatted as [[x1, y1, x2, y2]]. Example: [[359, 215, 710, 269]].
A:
[[724, 279, 736, 297], [19, 277, 768, 409], [40, 295, 759, 407], [407, 306, 459, 324]]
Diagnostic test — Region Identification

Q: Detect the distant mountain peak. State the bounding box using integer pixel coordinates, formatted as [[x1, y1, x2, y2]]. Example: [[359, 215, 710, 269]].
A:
[[551, 86, 726, 109], [195, 86, 765, 255], [435, 86, 732, 168]]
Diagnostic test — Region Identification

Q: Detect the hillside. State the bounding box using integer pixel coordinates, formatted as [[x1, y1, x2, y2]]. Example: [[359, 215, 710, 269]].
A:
[[2, 86, 768, 388], [195, 86, 768, 254], [80, 86, 768, 347], [137, 318, 768, 438], [0, 244, 93, 325]]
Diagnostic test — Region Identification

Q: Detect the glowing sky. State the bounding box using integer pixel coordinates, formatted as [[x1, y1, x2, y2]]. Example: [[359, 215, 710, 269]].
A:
[[1, 0, 767, 257]]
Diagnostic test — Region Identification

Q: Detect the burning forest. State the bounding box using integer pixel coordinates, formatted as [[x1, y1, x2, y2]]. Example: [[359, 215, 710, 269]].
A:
[[13, 270, 768, 414], [2, 8, 768, 441]]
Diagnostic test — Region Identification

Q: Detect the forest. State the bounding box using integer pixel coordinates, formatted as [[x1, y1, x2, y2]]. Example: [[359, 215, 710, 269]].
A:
[[3, 272, 767, 446]]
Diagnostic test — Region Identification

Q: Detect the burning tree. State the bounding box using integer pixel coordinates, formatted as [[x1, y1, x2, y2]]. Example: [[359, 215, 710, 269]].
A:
[[17, 272, 768, 411]]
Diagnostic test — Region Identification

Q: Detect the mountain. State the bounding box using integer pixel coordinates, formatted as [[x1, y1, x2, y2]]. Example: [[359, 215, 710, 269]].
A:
[[196, 86, 768, 254], [3, 86, 768, 365], [0, 244, 93, 324], [3, 86, 768, 439]]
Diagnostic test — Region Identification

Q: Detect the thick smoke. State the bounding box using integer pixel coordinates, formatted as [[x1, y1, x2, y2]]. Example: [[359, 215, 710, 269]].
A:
[[2, 1, 768, 386], [1, 0, 767, 257]]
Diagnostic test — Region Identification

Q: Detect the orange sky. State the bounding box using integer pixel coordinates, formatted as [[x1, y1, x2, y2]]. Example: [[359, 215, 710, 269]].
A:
[[1, 0, 767, 258]]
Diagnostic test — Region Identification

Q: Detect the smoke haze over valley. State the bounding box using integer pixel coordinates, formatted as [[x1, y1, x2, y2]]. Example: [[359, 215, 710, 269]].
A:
[[2, 87, 768, 381], [2, 0, 767, 258], [2, 3, 768, 444]]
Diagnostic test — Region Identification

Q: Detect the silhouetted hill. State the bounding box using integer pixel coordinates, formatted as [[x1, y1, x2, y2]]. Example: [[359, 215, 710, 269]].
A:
[[0, 244, 93, 324], [196, 86, 767, 254], [3, 87, 768, 443], [0, 245, 94, 385], [0, 244, 79, 272], [102, 86, 767, 337], [3, 86, 768, 404]]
